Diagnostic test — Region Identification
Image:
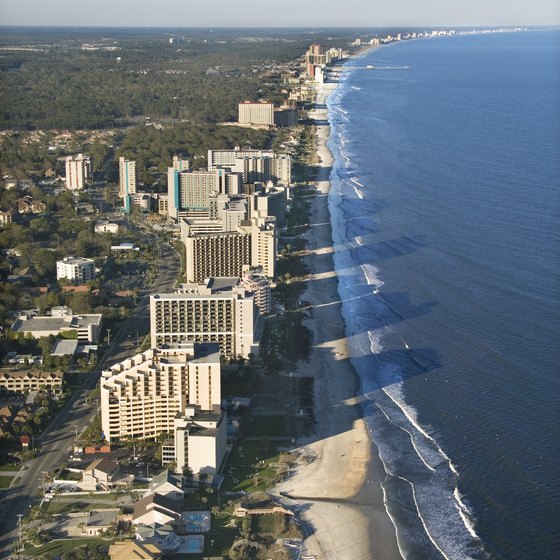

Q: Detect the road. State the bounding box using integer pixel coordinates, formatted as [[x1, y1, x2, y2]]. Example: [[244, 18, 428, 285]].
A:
[[0, 237, 180, 558]]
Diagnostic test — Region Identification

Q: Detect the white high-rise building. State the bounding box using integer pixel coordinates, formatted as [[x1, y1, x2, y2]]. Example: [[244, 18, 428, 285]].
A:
[[150, 278, 261, 358], [65, 154, 92, 191], [100, 343, 222, 443], [56, 256, 96, 283], [208, 149, 291, 185], [167, 168, 241, 220], [119, 157, 137, 213]]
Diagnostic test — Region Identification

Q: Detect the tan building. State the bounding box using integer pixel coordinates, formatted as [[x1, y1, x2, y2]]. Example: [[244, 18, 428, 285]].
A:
[[181, 214, 276, 282], [0, 209, 14, 226], [109, 541, 162, 560], [65, 153, 91, 191], [0, 370, 64, 396], [100, 344, 221, 443], [238, 100, 275, 125], [150, 279, 260, 358]]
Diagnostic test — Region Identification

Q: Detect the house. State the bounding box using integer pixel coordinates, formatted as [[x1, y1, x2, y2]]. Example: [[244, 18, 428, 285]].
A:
[[136, 523, 176, 549], [143, 471, 183, 502], [94, 220, 119, 234], [80, 458, 131, 491], [81, 509, 120, 536], [108, 541, 162, 560], [132, 493, 182, 528]]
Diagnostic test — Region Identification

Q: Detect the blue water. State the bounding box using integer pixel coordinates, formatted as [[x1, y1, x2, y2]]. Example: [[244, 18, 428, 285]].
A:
[[327, 30, 560, 560]]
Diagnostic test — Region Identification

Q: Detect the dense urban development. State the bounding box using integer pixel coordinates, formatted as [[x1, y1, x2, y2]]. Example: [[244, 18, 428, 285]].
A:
[[0, 25, 525, 560]]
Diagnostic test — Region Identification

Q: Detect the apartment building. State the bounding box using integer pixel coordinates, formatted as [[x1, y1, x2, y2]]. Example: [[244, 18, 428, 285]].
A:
[[0, 370, 64, 395], [100, 343, 221, 443], [65, 153, 92, 191], [240, 267, 272, 315], [57, 256, 96, 283], [150, 278, 260, 358], [119, 157, 137, 213], [208, 149, 291, 185], [238, 101, 275, 125]]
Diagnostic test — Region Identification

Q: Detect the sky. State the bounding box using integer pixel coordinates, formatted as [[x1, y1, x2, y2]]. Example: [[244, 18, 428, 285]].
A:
[[0, 0, 559, 28]]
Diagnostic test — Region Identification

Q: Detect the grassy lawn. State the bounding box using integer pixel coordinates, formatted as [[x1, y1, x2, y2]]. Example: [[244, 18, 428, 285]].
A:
[[244, 415, 287, 438], [0, 463, 21, 472], [206, 512, 239, 557], [222, 442, 285, 493], [0, 476, 13, 489], [45, 495, 123, 514], [24, 538, 116, 558]]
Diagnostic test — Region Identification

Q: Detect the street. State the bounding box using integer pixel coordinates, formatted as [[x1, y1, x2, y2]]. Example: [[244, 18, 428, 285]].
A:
[[0, 237, 180, 557]]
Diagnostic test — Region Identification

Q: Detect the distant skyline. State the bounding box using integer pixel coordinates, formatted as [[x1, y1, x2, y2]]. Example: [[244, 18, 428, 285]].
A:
[[0, 0, 559, 28]]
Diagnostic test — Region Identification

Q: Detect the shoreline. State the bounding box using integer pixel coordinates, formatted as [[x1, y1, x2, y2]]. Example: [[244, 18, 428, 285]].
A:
[[275, 76, 401, 559]]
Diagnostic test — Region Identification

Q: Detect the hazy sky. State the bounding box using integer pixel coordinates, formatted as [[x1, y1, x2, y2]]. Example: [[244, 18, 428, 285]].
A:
[[0, 0, 559, 27]]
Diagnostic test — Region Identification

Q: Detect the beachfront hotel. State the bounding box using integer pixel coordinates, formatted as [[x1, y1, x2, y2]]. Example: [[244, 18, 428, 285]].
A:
[[65, 153, 91, 190], [167, 167, 241, 220], [208, 149, 292, 185], [100, 343, 221, 442], [181, 213, 277, 281], [149, 277, 261, 358], [238, 100, 275, 125]]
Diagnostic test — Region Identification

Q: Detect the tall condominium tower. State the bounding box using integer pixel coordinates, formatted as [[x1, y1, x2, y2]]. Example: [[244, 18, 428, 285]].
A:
[[65, 154, 91, 191], [118, 157, 137, 213], [100, 344, 221, 443]]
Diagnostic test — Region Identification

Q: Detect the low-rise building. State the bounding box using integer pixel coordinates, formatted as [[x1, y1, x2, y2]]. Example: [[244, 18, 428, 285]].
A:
[[108, 541, 162, 560], [0, 370, 64, 396], [10, 307, 102, 343], [144, 470, 183, 502], [80, 458, 131, 491], [94, 220, 119, 234], [132, 493, 182, 528]]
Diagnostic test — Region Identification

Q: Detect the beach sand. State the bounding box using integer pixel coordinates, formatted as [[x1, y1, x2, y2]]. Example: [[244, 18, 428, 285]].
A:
[[275, 83, 402, 559]]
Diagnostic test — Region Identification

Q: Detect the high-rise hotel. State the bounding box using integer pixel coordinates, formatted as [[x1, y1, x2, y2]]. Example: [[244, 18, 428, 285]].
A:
[[150, 277, 262, 359], [119, 157, 137, 213], [65, 153, 92, 191]]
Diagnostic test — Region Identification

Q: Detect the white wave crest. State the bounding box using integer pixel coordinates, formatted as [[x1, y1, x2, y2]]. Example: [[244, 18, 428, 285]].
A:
[[454, 488, 479, 539]]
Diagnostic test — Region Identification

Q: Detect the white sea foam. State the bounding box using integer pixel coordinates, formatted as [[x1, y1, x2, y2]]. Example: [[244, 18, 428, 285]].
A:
[[454, 488, 479, 539], [398, 475, 453, 560]]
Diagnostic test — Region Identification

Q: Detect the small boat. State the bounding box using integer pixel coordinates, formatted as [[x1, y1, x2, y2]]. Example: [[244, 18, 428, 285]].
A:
[[366, 65, 375, 69]]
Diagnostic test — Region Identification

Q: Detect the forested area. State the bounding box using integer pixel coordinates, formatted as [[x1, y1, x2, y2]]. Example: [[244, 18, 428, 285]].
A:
[[0, 28, 311, 130]]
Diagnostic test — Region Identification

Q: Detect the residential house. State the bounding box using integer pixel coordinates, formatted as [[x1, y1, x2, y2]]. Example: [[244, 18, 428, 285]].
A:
[[132, 493, 182, 528]]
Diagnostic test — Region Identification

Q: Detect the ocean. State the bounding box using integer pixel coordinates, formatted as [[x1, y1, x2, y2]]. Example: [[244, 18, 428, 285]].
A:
[[327, 30, 560, 560]]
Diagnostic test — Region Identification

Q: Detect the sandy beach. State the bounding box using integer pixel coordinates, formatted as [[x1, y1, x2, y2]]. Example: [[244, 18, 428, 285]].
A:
[[275, 83, 401, 559]]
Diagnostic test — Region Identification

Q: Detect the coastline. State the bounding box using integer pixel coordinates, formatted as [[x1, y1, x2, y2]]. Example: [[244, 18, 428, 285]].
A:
[[276, 77, 401, 559]]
